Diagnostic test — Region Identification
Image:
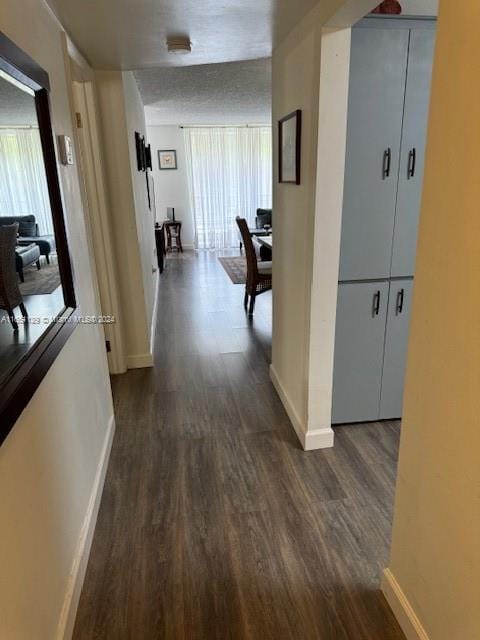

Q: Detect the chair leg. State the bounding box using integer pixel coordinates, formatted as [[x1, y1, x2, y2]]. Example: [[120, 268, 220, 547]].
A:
[[36, 259, 41, 270], [248, 294, 256, 316], [239, 241, 243, 254], [8, 310, 18, 331], [19, 303, 28, 321], [244, 290, 248, 310], [46, 254, 50, 264]]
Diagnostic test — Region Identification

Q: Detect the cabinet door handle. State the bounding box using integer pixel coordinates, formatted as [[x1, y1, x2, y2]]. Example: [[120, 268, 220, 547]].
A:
[[382, 148, 392, 179], [373, 291, 381, 316], [407, 148, 416, 179], [396, 288, 405, 315]]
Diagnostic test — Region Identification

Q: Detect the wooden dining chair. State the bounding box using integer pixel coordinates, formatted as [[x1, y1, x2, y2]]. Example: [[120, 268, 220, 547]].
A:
[[0, 224, 28, 331], [236, 216, 272, 316]]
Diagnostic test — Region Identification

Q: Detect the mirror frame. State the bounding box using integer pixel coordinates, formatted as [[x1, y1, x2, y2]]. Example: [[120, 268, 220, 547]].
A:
[[0, 32, 77, 444]]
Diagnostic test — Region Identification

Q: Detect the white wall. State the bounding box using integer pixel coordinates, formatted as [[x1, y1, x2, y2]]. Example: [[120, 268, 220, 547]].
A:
[[401, 0, 438, 15], [382, 1, 480, 638], [0, 1, 114, 638], [123, 72, 157, 336], [147, 125, 195, 248], [94, 70, 155, 368], [270, 0, 356, 449]]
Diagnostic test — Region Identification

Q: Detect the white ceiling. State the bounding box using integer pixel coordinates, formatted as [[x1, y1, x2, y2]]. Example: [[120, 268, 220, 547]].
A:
[[45, 0, 437, 71], [0, 75, 37, 126], [136, 58, 271, 125], [46, 0, 321, 70]]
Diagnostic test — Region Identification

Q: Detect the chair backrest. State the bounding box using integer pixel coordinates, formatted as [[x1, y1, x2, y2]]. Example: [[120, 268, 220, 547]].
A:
[[0, 223, 22, 310], [236, 216, 258, 283], [255, 208, 272, 228]]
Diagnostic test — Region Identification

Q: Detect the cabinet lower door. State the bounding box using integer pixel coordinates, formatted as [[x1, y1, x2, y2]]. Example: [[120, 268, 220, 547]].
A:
[[332, 281, 389, 424], [379, 279, 414, 419]]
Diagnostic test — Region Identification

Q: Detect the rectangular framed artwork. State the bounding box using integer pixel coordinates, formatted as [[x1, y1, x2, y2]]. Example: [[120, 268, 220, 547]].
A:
[[158, 149, 177, 170], [278, 110, 302, 185]]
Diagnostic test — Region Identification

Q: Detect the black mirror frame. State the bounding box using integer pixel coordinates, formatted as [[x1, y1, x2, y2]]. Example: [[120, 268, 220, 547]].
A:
[[0, 32, 77, 444]]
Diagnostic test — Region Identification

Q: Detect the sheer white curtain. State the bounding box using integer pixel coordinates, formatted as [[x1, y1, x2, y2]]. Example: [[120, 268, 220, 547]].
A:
[[0, 127, 53, 234], [184, 126, 272, 249]]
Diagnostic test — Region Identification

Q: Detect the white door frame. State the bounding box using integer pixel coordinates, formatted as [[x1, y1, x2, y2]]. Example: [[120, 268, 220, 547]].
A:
[[62, 34, 127, 374]]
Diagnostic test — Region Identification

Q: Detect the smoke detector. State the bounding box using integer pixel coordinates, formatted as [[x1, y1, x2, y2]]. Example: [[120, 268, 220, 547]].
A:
[[167, 37, 192, 55]]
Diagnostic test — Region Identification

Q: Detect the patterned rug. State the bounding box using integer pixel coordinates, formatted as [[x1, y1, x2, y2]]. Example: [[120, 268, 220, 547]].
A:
[[218, 256, 247, 284], [19, 260, 61, 295]]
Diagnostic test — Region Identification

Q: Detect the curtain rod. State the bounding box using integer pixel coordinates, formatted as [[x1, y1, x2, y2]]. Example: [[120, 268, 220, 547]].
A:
[[179, 124, 271, 129]]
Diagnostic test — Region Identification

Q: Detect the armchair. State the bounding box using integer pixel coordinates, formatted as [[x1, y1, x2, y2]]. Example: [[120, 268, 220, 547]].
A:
[[0, 224, 28, 330]]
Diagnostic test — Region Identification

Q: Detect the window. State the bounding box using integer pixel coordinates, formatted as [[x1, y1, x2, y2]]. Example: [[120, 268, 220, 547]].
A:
[[184, 126, 272, 249]]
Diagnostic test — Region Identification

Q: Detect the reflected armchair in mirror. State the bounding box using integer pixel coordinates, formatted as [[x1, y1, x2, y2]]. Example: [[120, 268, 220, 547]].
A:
[[0, 224, 28, 330], [0, 31, 77, 442]]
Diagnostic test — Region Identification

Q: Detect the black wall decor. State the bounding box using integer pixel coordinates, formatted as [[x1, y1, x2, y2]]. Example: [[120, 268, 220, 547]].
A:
[[145, 144, 152, 170]]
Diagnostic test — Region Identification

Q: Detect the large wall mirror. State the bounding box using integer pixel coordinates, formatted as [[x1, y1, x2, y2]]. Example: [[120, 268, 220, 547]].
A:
[[0, 33, 77, 443]]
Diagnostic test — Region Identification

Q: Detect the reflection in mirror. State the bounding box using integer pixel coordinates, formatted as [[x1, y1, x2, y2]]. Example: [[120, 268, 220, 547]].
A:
[[0, 70, 62, 385]]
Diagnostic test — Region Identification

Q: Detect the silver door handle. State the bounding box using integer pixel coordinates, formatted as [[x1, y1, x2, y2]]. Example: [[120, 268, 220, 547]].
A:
[[382, 148, 392, 179], [396, 288, 405, 315], [407, 148, 416, 179]]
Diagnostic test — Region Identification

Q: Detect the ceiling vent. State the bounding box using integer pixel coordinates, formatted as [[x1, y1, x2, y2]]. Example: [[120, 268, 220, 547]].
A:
[[167, 37, 192, 55]]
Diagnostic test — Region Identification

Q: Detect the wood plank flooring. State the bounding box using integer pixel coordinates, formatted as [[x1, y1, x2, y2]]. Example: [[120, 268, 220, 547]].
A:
[[73, 250, 405, 640]]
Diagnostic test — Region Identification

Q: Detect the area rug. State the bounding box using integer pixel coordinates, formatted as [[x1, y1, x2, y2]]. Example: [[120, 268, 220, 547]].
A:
[[218, 256, 247, 284], [19, 261, 62, 295]]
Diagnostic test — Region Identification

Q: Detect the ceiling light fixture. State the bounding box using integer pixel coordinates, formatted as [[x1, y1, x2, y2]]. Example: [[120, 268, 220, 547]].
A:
[[167, 36, 192, 55]]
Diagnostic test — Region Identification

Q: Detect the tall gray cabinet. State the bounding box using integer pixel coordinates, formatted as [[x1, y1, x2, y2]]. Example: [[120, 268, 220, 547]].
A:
[[332, 18, 436, 425]]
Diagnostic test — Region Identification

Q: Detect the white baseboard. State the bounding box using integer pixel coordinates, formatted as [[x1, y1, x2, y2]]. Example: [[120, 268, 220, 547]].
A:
[[381, 569, 430, 640], [150, 271, 159, 356], [304, 427, 335, 450], [55, 414, 115, 640], [269, 365, 334, 451], [126, 353, 154, 369]]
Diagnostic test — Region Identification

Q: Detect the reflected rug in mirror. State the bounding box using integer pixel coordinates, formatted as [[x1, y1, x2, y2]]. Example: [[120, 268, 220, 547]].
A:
[[218, 256, 247, 284], [19, 261, 62, 295]]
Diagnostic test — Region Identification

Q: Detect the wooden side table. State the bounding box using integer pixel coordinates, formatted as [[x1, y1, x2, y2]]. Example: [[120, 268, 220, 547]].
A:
[[165, 221, 183, 253]]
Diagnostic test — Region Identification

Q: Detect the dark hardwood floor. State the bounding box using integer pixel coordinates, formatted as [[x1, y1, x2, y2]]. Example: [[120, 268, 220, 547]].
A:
[[73, 250, 405, 640]]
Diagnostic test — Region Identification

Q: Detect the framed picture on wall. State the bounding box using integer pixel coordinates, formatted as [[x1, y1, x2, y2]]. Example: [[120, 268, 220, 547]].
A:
[[158, 149, 177, 170], [278, 110, 302, 185]]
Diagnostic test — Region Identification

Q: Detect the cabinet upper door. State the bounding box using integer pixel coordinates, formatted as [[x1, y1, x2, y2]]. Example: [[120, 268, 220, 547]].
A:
[[339, 27, 409, 281], [379, 279, 414, 419], [391, 27, 436, 277], [332, 281, 389, 424]]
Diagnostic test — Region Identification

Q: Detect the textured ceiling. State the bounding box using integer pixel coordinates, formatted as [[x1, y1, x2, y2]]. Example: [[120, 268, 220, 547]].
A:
[[0, 75, 37, 126], [136, 58, 271, 125], [45, 0, 322, 70]]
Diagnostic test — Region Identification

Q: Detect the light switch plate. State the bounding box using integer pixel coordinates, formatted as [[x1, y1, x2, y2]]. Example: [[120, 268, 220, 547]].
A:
[[58, 134, 74, 165]]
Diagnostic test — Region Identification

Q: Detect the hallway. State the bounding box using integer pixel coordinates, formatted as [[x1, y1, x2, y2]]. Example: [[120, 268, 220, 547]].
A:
[[73, 251, 405, 639]]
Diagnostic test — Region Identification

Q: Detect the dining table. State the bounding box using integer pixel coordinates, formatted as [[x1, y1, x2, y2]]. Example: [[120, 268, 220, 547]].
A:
[[257, 235, 272, 249]]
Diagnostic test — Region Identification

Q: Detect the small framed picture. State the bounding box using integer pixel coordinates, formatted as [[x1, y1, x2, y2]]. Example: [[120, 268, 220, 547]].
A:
[[158, 150, 177, 170], [278, 110, 302, 185]]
